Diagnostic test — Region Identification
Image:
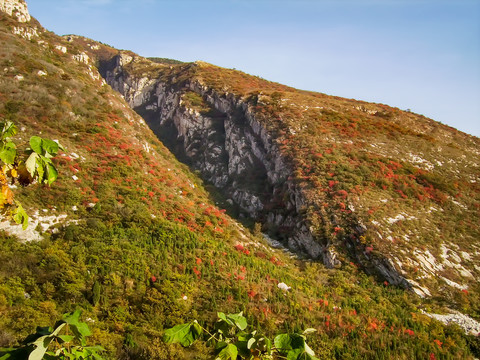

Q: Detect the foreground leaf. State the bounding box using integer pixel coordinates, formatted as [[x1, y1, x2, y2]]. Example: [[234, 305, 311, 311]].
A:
[[163, 322, 202, 347], [12, 203, 28, 230], [227, 312, 248, 331], [216, 343, 238, 360]]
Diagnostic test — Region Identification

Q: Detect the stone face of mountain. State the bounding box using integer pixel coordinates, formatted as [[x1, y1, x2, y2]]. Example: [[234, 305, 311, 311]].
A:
[[89, 49, 480, 299], [99, 55, 332, 266]]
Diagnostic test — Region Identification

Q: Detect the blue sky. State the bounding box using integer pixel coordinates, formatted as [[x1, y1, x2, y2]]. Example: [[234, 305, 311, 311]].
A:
[[28, 0, 480, 137]]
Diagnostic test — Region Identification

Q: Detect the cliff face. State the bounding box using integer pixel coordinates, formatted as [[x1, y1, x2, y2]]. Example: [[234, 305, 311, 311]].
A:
[[99, 53, 417, 290], [101, 54, 334, 265]]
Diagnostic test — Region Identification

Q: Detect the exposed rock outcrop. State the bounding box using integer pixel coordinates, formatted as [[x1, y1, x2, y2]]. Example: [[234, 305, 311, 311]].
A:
[[0, 0, 30, 22], [100, 55, 332, 261], [422, 310, 480, 336]]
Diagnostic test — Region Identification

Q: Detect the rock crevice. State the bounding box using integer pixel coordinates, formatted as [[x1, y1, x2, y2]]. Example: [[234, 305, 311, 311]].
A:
[[98, 55, 413, 286], [100, 55, 331, 262]]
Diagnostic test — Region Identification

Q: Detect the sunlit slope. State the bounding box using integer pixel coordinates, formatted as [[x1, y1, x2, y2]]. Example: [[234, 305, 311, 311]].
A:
[[0, 6, 478, 359], [81, 43, 480, 301]]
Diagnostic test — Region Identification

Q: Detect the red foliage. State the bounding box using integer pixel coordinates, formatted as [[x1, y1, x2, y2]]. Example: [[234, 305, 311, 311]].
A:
[[193, 266, 201, 278], [368, 321, 378, 331], [234, 244, 244, 251], [317, 299, 328, 307]]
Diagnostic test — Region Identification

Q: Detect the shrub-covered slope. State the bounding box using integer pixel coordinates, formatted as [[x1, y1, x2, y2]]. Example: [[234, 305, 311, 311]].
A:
[[76, 40, 480, 302], [0, 2, 479, 359]]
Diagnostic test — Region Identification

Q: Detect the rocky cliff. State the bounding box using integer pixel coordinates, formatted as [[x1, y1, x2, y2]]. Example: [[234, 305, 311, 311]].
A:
[[100, 54, 336, 265], [96, 51, 430, 292]]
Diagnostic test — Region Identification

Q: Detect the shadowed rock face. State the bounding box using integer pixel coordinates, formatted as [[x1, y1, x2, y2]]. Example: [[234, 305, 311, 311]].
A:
[[99, 55, 337, 264]]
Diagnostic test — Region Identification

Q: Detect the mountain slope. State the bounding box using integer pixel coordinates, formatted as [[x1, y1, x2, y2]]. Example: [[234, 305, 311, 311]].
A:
[[77, 41, 480, 301], [0, 1, 479, 359]]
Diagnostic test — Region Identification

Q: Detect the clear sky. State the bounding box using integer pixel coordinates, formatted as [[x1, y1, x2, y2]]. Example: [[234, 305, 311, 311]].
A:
[[28, 0, 480, 137]]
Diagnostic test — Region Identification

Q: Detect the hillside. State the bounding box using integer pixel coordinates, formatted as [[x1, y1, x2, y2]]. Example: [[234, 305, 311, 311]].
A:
[[78, 37, 480, 300], [0, 1, 479, 359]]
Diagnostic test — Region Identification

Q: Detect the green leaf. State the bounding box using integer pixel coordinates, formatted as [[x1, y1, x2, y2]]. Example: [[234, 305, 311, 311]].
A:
[[217, 312, 227, 322], [163, 323, 201, 347], [45, 163, 58, 185], [264, 336, 272, 353], [304, 342, 315, 357], [275, 333, 306, 354], [0, 142, 16, 165], [215, 343, 238, 360], [57, 335, 74, 344], [0, 121, 17, 141], [227, 312, 248, 331], [41, 139, 59, 157], [274, 334, 292, 353], [247, 337, 256, 349], [62, 310, 91, 346], [70, 322, 92, 343], [29, 136, 43, 154], [287, 348, 303, 360], [25, 153, 38, 178], [91, 352, 104, 360], [251, 336, 272, 354], [287, 348, 319, 360], [215, 341, 228, 352], [28, 336, 52, 360], [12, 203, 28, 230], [302, 328, 317, 335], [83, 346, 105, 353], [63, 309, 81, 325], [0, 347, 32, 360], [35, 157, 44, 183], [285, 340, 318, 360]]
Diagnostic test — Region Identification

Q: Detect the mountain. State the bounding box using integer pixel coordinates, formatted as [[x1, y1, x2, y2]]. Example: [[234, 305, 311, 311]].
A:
[[0, 1, 479, 359], [80, 38, 480, 298]]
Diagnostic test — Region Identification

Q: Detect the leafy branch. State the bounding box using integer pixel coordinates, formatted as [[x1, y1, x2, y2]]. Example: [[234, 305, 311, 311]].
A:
[[0, 120, 63, 229], [163, 312, 319, 360], [0, 310, 104, 360]]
